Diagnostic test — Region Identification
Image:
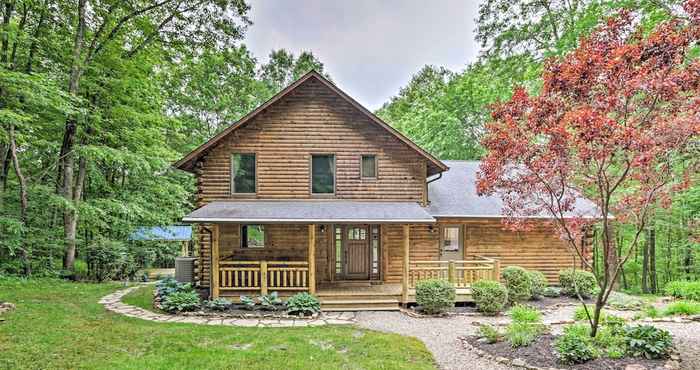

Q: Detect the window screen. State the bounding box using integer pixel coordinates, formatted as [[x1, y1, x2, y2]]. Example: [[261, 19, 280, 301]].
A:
[[312, 154, 335, 194], [231, 153, 256, 193], [442, 226, 461, 252]]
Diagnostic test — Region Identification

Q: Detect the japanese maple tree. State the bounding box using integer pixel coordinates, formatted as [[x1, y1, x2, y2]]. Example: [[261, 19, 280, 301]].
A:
[[477, 2, 700, 336]]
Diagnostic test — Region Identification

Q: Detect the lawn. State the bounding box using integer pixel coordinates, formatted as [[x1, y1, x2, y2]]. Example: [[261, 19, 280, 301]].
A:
[[0, 278, 435, 370]]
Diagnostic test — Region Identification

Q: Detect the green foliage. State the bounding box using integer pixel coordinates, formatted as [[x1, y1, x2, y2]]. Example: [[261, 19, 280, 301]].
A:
[[161, 291, 200, 313], [664, 281, 700, 301], [285, 292, 321, 316], [258, 292, 283, 311], [623, 325, 673, 359], [559, 269, 597, 298], [505, 305, 545, 347], [477, 324, 502, 344], [471, 280, 508, 315], [204, 298, 232, 311], [84, 240, 138, 282], [528, 270, 547, 299], [542, 286, 561, 298], [239, 295, 256, 310], [501, 266, 532, 302], [415, 279, 456, 314], [556, 325, 596, 364], [663, 301, 700, 316], [606, 292, 644, 310], [644, 305, 660, 319]]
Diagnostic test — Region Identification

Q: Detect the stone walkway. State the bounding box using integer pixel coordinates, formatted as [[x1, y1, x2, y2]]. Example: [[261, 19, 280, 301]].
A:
[[99, 286, 356, 327]]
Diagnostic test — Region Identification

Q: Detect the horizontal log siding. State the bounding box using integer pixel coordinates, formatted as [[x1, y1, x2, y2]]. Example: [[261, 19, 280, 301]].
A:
[[194, 78, 427, 205], [198, 224, 329, 287], [384, 225, 439, 284]]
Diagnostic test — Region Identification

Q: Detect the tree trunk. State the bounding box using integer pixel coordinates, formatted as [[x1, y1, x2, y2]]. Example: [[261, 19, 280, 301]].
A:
[[642, 231, 650, 294], [649, 228, 657, 293], [9, 125, 31, 276], [61, 0, 86, 271]]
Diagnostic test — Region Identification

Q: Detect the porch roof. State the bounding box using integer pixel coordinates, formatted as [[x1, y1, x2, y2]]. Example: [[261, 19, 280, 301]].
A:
[[182, 200, 435, 224]]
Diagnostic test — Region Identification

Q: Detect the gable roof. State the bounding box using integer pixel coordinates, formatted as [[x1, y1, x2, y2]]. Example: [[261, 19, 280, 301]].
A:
[[174, 71, 448, 175]]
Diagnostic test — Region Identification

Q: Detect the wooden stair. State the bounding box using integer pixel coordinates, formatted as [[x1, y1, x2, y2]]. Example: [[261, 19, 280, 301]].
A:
[[317, 287, 402, 311]]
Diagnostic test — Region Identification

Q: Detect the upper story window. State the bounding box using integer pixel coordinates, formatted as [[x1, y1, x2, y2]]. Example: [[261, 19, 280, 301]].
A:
[[311, 154, 335, 194], [231, 153, 256, 194], [361, 155, 377, 179]]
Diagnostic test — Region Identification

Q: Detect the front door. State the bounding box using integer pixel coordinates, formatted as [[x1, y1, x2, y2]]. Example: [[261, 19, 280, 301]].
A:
[[440, 225, 464, 261], [335, 225, 370, 280]]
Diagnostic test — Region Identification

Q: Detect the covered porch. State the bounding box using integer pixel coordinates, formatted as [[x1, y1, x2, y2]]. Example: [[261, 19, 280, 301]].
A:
[[184, 200, 500, 310]]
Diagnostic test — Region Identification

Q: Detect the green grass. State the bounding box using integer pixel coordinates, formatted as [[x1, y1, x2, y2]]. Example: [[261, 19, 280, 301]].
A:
[[0, 278, 435, 370], [122, 284, 159, 311], [663, 300, 700, 316]]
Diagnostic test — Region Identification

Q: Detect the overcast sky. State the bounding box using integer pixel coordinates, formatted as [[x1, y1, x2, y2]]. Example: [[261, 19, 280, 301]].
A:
[[244, 0, 482, 110]]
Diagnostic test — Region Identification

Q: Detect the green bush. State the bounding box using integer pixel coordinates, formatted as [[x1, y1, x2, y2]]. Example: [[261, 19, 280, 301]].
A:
[[528, 270, 548, 299], [471, 280, 508, 315], [285, 292, 321, 316], [556, 325, 596, 364], [155, 277, 193, 298], [240, 295, 256, 310], [161, 291, 200, 313], [623, 325, 673, 359], [663, 300, 700, 316], [664, 281, 700, 301], [505, 305, 545, 347], [478, 324, 502, 344], [258, 292, 283, 311], [606, 291, 644, 310], [415, 279, 456, 314], [542, 286, 561, 298], [501, 266, 533, 302], [559, 269, 596, 298], [85, 239, 138, 282], [204, 297, 231, 311]]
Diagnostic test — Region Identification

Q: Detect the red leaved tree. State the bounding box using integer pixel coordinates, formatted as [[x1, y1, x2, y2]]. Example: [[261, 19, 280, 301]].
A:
[[477, 3, 700, 336]]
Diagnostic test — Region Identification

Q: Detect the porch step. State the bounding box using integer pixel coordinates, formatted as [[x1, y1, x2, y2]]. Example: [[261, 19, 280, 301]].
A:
[[320, 299, 401, 311]]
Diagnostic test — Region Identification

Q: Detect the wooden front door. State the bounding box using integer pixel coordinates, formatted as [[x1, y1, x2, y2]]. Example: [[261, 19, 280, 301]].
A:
[[335, 225, 370, 280]]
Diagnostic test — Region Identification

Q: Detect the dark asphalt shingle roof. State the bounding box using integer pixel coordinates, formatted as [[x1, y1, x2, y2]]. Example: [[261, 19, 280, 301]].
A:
[[182, 200, 435, 223], [427, 160, 599, 218]]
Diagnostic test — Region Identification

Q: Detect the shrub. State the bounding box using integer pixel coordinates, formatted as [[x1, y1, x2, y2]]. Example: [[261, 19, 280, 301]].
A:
[[156, 277, 193, 298], [663, 300, 700, 316], [528, 270, 548, 299], [643, 305, 660, 319], [542, 286, 561, 298], [240, 295, 256, 310], [415, 279, 456, 314], [161, 291, 200, 313], [664, 281, 700, 301], [556, 325, 596, 364], [258, 292, 283, 311], [559, 269, 596, 298], [623, 325, 673, 359], [606, 291, 644, 310], [478, 324, 502, 344], [505, 305, 545, 347], [285, 292, 321, 316], [501, 266, 532, 302], [85, 239, 138, 282], [471, 280, 508, 315], [204, 297, 231, 311], [509, 304, 542, 323]]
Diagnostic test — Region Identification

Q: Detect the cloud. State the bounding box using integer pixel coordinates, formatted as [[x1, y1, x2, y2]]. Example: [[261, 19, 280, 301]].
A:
[[244, 0, 481, 110]]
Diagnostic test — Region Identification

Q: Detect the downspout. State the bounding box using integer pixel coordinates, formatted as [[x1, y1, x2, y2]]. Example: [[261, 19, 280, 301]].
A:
[[201, 226, 213, 291], [424, 172, 442, 206]]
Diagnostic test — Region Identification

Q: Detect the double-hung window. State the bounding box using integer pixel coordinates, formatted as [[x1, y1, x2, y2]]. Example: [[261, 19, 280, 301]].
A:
[[361, 155, 377, 179]]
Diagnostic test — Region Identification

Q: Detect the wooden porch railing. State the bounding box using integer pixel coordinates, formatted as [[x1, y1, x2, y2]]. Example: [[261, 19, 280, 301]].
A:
[[407, 256, 500, 289], [218, 261, 309, 294]]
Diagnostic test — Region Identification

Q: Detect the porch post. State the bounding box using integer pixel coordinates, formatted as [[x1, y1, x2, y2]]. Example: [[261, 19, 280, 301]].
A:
[[211, 224, 220, 299], [401, 224, 410, 304], [308, 224, 316, 294]]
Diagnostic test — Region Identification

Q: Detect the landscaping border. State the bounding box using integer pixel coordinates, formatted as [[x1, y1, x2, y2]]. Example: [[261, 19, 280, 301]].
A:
[[99, 286, 355, 327], [458, 335, 682, 370]]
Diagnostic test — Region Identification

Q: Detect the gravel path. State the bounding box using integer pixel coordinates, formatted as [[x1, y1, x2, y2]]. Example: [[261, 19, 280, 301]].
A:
[[647, 322, 700, 370], [356, 311, 516, 370]]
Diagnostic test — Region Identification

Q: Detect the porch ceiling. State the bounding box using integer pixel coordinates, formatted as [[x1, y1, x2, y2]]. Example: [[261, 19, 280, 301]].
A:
[[182, 200, 435, 224]]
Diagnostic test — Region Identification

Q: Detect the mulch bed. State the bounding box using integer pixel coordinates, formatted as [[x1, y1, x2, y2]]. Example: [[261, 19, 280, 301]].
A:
[[465, 334, 668, 370]]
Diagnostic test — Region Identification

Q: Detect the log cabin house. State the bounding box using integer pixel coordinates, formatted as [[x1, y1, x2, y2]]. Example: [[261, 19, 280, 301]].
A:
[[174, 71, 594, 311]]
